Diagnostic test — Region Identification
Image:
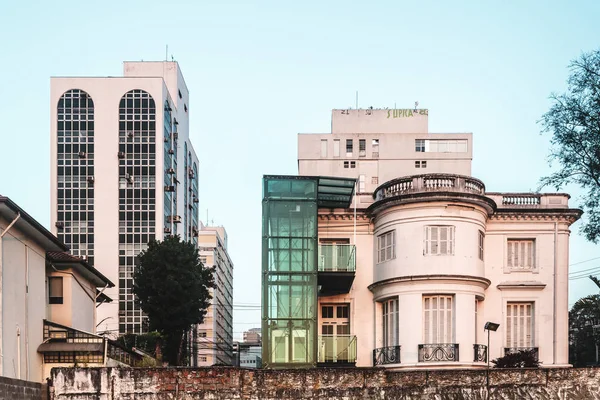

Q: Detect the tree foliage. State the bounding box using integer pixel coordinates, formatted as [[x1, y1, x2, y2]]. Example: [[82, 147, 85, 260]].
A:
[[491, 349, 540, 368], [133, 235, 214, 365], [539, 49, 600, 242], [569, 294, 600, 366]]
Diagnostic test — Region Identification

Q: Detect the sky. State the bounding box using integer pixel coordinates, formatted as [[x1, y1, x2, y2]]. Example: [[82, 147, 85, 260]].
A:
[[1, 0, 600, 340]]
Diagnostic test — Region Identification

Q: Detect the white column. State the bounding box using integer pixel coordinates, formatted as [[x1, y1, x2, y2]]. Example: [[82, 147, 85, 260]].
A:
[[455, 293, 476, 363]]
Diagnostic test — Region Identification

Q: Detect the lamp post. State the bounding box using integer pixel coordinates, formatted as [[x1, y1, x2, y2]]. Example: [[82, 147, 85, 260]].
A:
[[483, 321, 500, 388]]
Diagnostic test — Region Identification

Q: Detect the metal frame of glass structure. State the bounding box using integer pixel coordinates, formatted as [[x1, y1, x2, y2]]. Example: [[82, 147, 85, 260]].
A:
[[261, 175, 355, 368]]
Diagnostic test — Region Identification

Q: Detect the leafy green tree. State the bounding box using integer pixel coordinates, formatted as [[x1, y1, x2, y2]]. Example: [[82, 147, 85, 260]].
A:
[[491, 349, 540, 368], [539, 49, 600, 242], [133, 235, 214, 365], [569, 294, 600, 366]]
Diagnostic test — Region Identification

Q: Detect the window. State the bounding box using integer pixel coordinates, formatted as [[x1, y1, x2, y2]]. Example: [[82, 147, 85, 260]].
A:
[[359, 175, 365, 192], [372, 176, 378, 185], [49, 277, 64, 304], [322, 306, 334, 319], [178, 90, 182, 99], [423, 295, 453, 344], [333, 139, 340, 157], [478, 231, 485, 260], [506, 302, 534, 348], [199, 356, 207, 362], [382, 298, 399, 347], [346, 139, 353, 156], [344, 161, 356, 168], [320, 140, 328, 158], [415, 161, 427, 168], [372, 139, 379, 154], [359, 139, 366, 157], [198, 331, 207, 338], [377, 230, 395, 263], [507, 239, 535, 270], [415, 139, 425, 152], [336, 305, 349, 319], [424, 226, 454, 255]]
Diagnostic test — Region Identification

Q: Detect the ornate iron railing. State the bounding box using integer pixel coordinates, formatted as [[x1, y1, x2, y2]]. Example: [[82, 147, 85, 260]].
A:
[[373, 345, 401, 365], [473, 344, 487, 362], [504, 347, 539, 361], [418, 343, 459, 362]]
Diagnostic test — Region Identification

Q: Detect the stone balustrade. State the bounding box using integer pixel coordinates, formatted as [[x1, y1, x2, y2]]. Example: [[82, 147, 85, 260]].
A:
[[374, 174, 485, 202]]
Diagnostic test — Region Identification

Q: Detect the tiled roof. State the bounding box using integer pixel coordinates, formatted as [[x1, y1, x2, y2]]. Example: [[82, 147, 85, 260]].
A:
[[46, 251, 115, 288]]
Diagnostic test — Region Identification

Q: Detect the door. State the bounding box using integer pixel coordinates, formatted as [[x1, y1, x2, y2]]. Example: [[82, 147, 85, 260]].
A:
[[320, 304, 350, 362]]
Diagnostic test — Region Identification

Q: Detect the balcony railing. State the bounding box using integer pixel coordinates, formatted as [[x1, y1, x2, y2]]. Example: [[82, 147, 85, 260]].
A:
[[504, 347, 539, 361], [318, 244, 356, 272], [373, 345, 401, 365], [374, 174, 486, 202], [418, 343, 459, 362], [318, 335, 357, 364], [473, 344, 487, 363]]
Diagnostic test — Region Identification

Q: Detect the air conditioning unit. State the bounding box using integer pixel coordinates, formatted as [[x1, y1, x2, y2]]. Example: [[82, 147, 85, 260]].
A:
[[174, 118, 179, 125], [173, 132, 179, 140], [188, 203, 193, 209], [78, 151, 86, 158], [125, 173, 133, 183], [164, 185, 175, 192], [168, 149, 175, 155], [117, 152, 125, 159], [87, 176, 95, 184], [192, 228, 199, 237], [167, 168, 175, 174], [188, 168, 195, 178], [193, 198, 199, 203], [172, 215, 182, 223], [81, 255, 88, 261], [55, 221, 64, 228], [164, 136, 169, 143], [127, 131, 134, 138], [164, 227, 172, 234]]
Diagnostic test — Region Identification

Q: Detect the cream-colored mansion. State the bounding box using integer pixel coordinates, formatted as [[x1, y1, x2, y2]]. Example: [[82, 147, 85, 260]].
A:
[[261, 108, 581, 369]]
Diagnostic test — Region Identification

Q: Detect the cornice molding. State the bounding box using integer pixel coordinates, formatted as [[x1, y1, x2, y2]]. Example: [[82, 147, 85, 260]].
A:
[[496, 281, 547, 290], [368, 274, 491, 292]]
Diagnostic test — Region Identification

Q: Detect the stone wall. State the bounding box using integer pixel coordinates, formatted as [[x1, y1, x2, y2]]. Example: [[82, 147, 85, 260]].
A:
[[50, 367, 600, 400], [0, 376, 46, 400]]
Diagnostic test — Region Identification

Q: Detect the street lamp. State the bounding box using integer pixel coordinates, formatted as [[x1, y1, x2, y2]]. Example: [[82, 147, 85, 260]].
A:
[[484, 322, 500, 369]]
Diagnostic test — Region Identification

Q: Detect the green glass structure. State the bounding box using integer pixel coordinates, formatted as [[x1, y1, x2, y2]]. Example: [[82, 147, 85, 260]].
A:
[[262, 175, 355, 368]]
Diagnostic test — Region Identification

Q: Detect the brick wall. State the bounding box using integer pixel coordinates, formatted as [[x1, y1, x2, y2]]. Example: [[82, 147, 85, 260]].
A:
[[0, 376, 45, 400], [51, 367, 600, 399]]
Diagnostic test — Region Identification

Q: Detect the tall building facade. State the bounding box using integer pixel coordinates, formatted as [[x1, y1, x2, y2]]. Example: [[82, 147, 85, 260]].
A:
[[194, 223, 234, 366], [261, 108, 581, 369], [50, 62, 200, 336]]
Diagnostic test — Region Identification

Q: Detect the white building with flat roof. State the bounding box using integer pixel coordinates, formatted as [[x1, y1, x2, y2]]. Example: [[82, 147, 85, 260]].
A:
[[194, 223, 234, 366], [50, 61, 200, 336]]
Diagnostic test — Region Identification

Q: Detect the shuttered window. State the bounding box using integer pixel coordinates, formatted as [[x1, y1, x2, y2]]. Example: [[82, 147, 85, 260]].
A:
[[478, 230, 485, 260], [382, 298, 399, 347], [506, 302, 534, 348], [377, 230, 395, 263], [424, 226, 454, 255], [507, 239, 535, 270], [423, 295, 453, 344]]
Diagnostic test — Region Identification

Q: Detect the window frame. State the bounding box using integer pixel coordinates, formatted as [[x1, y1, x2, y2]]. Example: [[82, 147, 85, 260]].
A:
[[333, 139, 340, 157], [346, 139, 353, 156], [415, 139, 425, 152], [505, 302, 534, 348], [320, 139, 328, 158], [424, 225, 455, 256], [506, 238, 536, 272], [382, 298, 399, 347], [377, 230, 396, 263], [478, 230, 485, 261], [49, 276, 64, 304], [423, 295, 454, 344]]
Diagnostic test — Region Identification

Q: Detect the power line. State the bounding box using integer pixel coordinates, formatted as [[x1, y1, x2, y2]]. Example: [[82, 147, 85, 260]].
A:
[[570, 256, 600, 267]]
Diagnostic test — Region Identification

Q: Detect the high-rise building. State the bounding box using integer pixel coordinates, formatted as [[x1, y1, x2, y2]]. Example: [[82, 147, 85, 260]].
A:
[[50, 61, 200, 336], [261, 108, 581, 369], [194, 223, 234, 366]]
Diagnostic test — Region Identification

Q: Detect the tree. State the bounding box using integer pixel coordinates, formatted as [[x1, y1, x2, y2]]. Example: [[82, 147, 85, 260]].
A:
[[569, 294, 600, 367], [539, 49, 600, 242], [134, 235, 214, 365], [491, 349, 541, 368]]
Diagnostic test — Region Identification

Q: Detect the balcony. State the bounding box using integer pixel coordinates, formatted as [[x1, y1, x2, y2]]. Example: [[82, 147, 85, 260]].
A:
[[418, 343, 459, 362], [317, 335, 357, 367], [317, 244, 356, 296], [504, 347, 539, 361], [473, 344, 487, 363], [373, 345, 401, 366]]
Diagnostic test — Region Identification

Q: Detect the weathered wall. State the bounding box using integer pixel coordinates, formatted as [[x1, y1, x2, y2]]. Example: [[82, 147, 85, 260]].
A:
[[51, 367, 600, 399], [0, 376, 45, 400]]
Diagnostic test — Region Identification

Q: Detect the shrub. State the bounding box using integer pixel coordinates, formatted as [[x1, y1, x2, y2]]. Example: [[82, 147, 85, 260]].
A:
[[491, 349, 540, 368]]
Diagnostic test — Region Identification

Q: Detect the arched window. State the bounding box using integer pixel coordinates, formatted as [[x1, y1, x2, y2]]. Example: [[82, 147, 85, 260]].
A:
[[118, 89, 156, 335], [56, 89, 95, 264]]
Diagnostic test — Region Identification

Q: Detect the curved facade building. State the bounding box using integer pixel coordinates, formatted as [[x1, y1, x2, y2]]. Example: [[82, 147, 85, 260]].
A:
[[266, 108, 583, 369]]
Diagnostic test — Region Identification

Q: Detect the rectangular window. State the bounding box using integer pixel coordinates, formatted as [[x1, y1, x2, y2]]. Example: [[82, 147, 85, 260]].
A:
[[427, 139, 468, 153], [377, 230, 396, 263], [49, 277, 64, 304], [320, 140, 328, 158], [199, 356, 207, 362], [478, 231, 485, 260], [415, 161, 427, 168], [372, 176, 378, 185], [346, 139, 353, 156], [343, 161, 349, 168], [333, 139, 340, 157], [322, 306, 334, 319], [336, 305, 349, 319], [424, 226, 454, 255], [382, 298, 399, 347], [507, 239, 535, 270], [350, 161, 356, 168], [423, 295, 453, 344], [359, 174, 365, 192], [359, 139, 366, 157], [415, 139, 425, 152], [506, 302, 534, 348]]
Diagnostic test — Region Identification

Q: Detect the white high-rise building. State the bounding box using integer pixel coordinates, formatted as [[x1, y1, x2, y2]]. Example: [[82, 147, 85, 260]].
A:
[[195, 223, 234, 366], [50, 61, 200, 336]]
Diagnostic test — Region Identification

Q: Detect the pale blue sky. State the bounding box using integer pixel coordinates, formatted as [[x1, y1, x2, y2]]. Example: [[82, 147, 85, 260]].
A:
[[1, 1, 600, 339]]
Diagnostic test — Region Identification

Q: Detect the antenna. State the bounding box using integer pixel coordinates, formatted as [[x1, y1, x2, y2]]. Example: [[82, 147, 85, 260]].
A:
[[355, 91, 359, 110], [165, 45, 168, 61]]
